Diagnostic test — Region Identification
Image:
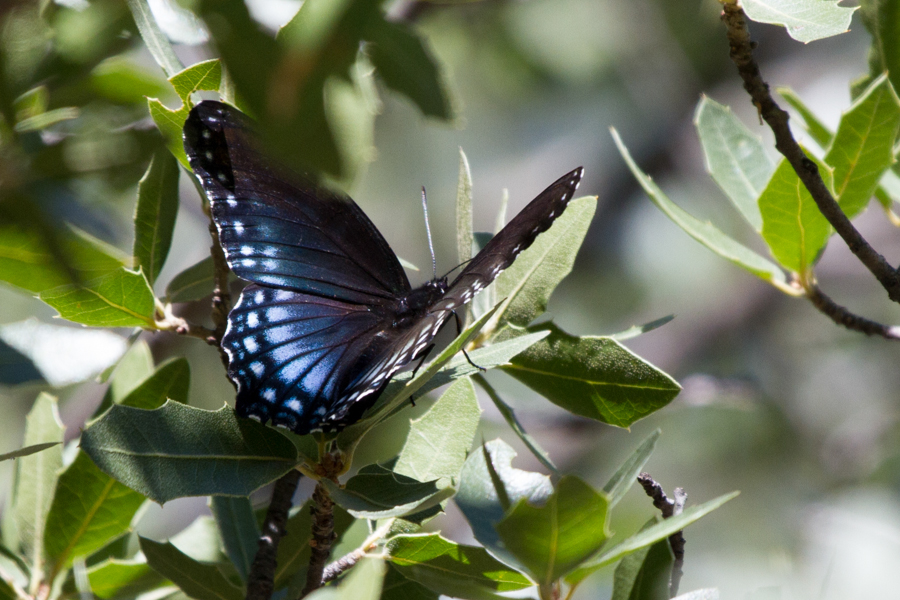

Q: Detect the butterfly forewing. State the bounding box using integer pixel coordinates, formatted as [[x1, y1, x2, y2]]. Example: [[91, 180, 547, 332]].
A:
[[184, 101, 411, 304]]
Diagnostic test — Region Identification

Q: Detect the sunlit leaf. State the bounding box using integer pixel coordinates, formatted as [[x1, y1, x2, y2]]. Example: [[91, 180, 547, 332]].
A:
[[742, 0, 856, 43], [133, 149, 180, 285], [40, 268, 158, 328]]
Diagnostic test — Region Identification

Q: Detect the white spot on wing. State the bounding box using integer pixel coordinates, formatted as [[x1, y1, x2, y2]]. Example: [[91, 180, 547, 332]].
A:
[[243, 337, 258, 352]]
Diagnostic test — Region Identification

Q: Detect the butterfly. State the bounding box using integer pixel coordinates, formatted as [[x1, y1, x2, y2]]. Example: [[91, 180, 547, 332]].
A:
[[183, 100, 584, 435]]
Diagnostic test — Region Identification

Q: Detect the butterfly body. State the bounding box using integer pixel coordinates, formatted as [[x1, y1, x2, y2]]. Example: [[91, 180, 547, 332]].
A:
[[184, 100, 583, 435]]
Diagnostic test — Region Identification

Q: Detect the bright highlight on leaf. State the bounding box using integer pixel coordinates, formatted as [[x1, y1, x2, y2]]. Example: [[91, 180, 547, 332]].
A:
[[742, 0, 856, 43]]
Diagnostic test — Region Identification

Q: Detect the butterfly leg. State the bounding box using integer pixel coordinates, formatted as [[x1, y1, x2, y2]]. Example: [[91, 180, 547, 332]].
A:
[[454, 311, 486, 371], [408, 343, 436, 407]]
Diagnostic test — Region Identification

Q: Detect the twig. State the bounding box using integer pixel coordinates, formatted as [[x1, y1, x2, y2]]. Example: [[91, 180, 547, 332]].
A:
[[805, 283, 900, 339], [637, 473, 686, 598], [321, 520, 395, 584], [299, 483, 336, 597], [719, 0, 900, 303], [208, 219, 233, 370], [246, 470, 302, 600]]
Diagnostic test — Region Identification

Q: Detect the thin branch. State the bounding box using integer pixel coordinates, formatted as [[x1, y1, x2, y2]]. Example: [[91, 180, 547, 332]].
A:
[[719, 0, 900, 303], [208, 219, 233, 371], [805, 283, 900, 339], [321, 520, 395, 584], [246, 470, 302, 600], [637, 473, 686, 598], [299, 482, 336, 597]]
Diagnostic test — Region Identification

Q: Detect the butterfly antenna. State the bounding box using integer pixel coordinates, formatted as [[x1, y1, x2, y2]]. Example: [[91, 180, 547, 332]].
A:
[[421, 186, 437, 279]]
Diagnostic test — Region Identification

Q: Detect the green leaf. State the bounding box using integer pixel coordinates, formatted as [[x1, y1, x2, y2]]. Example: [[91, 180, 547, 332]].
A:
[[455, 439, 553, 572], [566, 492, 740, 585], [119, 357, 190, 410], [492, 196, 596, 330], [603, 430, 661, 509], [147, 59, 221, 166], [62, 559, 163, 600], [90, 57, 170, 105], [386, 533, 532, 599], [81, 403, 299, 503], [611, 531, 673, 600], [323, 464, 453, 519], [44, 452, 145, 573], [694, 96, 774, 231], [13, 393, 64, 570], [741, 0, 856, 43], [759, 156, 834, 272], [859, 0, 900, 105], [98, 340, 155, 415], [778, 87, 834, 148], [0, 443, 60, 463], [612, 128, 793, 293], [165, 256, 216, 302], [210, 496, 259, 582], [305, 556, 385, 600], [0, 337, 44, 386], [825, 74, 900, 218], [394, 377, 481, 488], [40, 268, 158, 328], [496, 476, 610, 585], [13, 107, 80, 132], [608, 316, 674, 342], [133, 149, 180, 286], [382, 565, 439, 600], [139, 538, 243, 600], [456, 148, 474, 268], [504, 322, 680, 428], [0, 223, 126, 294], [125, 0, 183, 76], [475, 375, 558, 476], [365, 19, 454, 120]]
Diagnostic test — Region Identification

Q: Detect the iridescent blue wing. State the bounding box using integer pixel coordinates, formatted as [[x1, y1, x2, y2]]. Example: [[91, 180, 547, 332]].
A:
[[432, 166, 584, 313], [183, 100, 411, 304], [223, 284, 391, 434]]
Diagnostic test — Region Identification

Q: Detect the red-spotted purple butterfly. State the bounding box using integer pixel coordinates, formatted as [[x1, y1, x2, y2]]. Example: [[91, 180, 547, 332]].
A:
[[183, 100, 583, 435]]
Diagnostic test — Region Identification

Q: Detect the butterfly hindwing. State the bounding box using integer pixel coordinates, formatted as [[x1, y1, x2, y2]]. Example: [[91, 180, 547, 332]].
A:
[[184, 101, 411, 304]]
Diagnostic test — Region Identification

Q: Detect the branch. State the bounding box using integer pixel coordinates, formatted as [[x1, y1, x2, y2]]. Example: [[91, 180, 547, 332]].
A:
[[719, 1, 900, 303], [805, 283, 900, 339], [299, 482, 336, 597], [321, 520, 395, 584], [246, 470, 302, 600], [207, 219, 233, 371], [637, 473, 686, 598]]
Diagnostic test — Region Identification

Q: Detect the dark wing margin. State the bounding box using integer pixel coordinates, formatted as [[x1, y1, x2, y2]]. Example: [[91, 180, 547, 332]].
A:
[[434, 166, 584, 312], [183, 100, 411, 304], [223, 284, 392, 435]]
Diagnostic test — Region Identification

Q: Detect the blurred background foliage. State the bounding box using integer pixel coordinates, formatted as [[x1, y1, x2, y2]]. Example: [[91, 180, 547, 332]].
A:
[[1, 0, 898, 598]]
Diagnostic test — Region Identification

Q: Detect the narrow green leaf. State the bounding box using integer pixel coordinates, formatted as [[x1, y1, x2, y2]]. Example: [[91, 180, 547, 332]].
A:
[[742, 0, 856, 43], [382, 565, 439, 600], [0, 443, 59, 463], [13, 394, 64, 570], [13, 107, 80, 132], [504, 322, 680, 428], [44, 452, 145, 572], [608, 316, 674, 342], [603, 431, 661, 509], [40, 268, 158, 328], [165, 256, 216, 302], [612, 128, 793, 292], [209, 496, 259, 582], [61, 559, 163, 600], [0, 579, 16, 600], [566, 492, 740, 585], [0, 224, 126, 294], [133, 149, 180, 286], [694, 96, 773, 231], [125, 0, 184, 76], [825, 74, 900, 218], [395, 377, 481, 487], [455, 439, 553, 572], [860, 0, 900, 106], [778, 87, 833, 148], [81, 403, 299, 503], [475, 375, 558, 476], [611, 532, 673, 600], [759, 156, 834, 272], [365, 19, 454, 120], [493, 196, 596, 330], [139, 538, 243, 600], [323, 464, 452, 519], [496, 476, 610, 585], [306, 556, 385, 600], [118, 357, 190, 410], [386, 533, 532, 599], [456, 148, 474, 267]]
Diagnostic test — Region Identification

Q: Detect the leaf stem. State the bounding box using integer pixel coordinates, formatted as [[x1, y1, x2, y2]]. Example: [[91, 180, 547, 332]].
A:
[[637, 473, 686, 597]]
